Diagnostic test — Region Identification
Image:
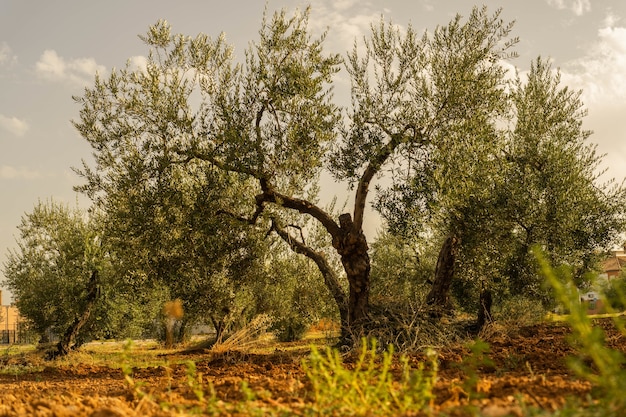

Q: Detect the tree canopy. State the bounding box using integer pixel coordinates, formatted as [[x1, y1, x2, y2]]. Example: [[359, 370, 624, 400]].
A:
[[71, 6, 536, 337]]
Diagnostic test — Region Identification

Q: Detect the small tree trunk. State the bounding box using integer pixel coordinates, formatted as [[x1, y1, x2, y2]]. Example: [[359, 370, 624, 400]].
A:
[[425, 235, 459, 317], [211, 316, 227, 344], [49, 270, 99, 359], [175, 318, 189, 344], [477, 286, 493, 329]]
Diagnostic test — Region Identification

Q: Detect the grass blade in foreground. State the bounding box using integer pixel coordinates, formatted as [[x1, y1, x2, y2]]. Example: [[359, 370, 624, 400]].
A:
[[536, 247, 626, 414]]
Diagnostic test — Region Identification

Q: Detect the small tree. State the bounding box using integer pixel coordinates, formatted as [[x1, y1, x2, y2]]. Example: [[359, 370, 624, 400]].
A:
[[3, 201, 104, 352]]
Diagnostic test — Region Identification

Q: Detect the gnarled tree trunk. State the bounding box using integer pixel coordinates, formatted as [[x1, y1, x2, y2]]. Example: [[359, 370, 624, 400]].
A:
[[334, 213, 370, 331], [48, 270, 99, 359], [425, 235, 459, 317]]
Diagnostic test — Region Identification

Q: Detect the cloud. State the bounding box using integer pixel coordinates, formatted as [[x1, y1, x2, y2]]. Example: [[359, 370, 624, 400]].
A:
[[0, 166, 41, 180], [35, 49, 106, 86], [603, 11, 622, 28], [0, 42, 17, 66], [128, 55, 148, 73], [557, 16, 626, 183], [308, 1, 384, 53], [547, 0, 591, 16], [560, 22, 626, 105], [0, 114, 29, 137]]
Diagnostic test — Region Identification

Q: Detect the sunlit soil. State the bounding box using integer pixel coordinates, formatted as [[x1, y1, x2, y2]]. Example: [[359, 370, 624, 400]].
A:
[[0, 319, 622, 416]]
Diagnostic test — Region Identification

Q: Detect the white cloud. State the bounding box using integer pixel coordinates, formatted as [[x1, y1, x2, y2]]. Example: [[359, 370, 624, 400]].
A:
[[332, 0, 359, 12], [36, 50, 65, 79], [603, 11, 622, 28], [0, 114, 29, 137], [547, 0, 591, 16], [128, 55, 148, 73], [308, 1, 383, 53], [561, 23, 626, 104], [0, 166, 41, 180], [0, 42, 17, 66], [557, 16, 626, 183], [35, 49, 106, 86]]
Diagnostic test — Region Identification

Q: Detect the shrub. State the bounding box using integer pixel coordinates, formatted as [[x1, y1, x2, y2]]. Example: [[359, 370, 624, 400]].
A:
[[493, 294, 547, 326], [303, 338, 437, 415], [271, 314, 308, 342], [537, 248, 626, 414]]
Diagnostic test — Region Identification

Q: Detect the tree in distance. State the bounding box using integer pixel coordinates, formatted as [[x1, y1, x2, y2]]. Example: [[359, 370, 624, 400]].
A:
[[3, 201, 103, 354]]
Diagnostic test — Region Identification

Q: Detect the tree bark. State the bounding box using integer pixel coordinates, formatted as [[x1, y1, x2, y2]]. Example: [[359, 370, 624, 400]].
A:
[[49, 270, 99, 359], [425, 235, 458, 316], [477, 286, 493, 329], [333, 214, 370, 333], [211, 316, 227, 344]]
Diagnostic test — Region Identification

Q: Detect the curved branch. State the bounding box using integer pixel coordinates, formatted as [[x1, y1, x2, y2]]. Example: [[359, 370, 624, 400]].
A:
[[353, 125, 423, 230], [216, 192, 267, 225], [270, 218, 348, 319], [259, 178, 342, 239]]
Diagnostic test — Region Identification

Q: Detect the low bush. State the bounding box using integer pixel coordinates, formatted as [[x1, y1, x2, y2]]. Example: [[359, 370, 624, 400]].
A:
[[303, 338, 438, 416], [271, 314, 308, 342]]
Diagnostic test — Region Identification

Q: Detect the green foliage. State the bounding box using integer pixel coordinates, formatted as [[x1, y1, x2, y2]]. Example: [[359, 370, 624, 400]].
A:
[[255, 237, 340, 341], [303, 338, 438, 415], [120, 340, 151, 400], [379, 55, 626, 315], [66, 2, 626, 348], [2, 200, 171, 344], [72, 8, 318, 340], [3, 201, 103, 342], [270, 313, 308, 342], [70, 5, 533, 338], [457, 339, 494, 401], [492, 295, 548, 326], [600, 277, 626, 312], [369, 231, 433, 308], [184, 360, 207, 403], [537, 248, 626, 414]]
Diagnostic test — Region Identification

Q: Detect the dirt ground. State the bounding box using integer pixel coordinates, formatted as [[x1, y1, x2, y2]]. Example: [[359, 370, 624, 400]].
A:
[[0, 319, 622, 416]]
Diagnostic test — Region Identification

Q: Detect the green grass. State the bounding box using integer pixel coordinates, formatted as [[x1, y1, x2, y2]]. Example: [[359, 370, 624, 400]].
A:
[[303, 338, 438, 416]]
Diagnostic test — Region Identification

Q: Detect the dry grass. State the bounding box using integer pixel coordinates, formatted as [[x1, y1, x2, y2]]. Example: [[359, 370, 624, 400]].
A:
[[210, 314, 274, 354]]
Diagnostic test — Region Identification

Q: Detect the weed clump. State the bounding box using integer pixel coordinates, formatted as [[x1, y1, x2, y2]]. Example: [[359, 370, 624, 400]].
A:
[[303, 338, 438, 416]]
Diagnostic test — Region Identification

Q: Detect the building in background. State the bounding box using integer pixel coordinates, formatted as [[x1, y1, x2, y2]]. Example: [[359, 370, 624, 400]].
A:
[[0, 290, 22, 344], [601, 247, 626, 280]]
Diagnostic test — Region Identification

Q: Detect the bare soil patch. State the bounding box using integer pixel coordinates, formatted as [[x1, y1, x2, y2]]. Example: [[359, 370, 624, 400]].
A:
[[0, 319, 623, 416]]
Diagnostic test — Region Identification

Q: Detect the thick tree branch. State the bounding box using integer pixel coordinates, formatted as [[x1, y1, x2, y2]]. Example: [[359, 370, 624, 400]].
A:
[[270, 218, 348, 319], [259, 178, 342, 239], [353, 125, 423, 231]]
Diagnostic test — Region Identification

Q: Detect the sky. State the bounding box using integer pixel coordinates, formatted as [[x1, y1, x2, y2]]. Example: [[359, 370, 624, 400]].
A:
[[1, 0, 626, 304]]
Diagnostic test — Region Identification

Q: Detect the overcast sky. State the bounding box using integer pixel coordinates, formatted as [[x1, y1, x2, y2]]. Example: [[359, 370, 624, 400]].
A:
[[1, 0, 626, 304]]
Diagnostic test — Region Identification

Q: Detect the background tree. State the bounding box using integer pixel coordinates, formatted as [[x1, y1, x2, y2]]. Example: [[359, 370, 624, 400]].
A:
[[369, 231, 434, 310], [3, 201, 107, 349], [378, 58, 626, 323], [499, 58, 625, 296]]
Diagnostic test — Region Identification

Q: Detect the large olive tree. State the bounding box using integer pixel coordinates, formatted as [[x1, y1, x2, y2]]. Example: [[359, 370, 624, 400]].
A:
[[73, 6, 519, 338]]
